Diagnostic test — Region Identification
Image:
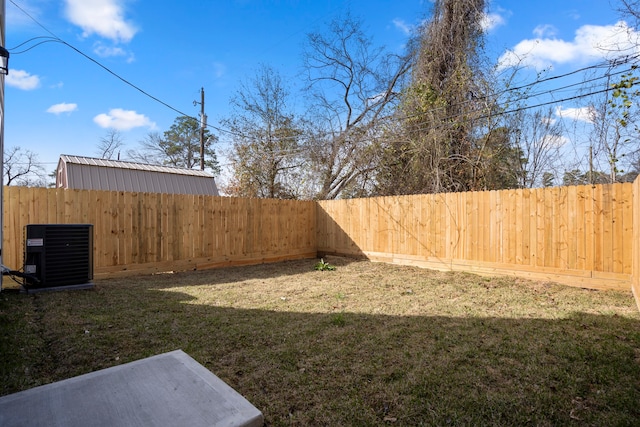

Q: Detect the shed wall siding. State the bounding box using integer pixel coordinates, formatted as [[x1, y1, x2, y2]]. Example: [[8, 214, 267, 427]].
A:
[[61, 161, 218, 195], [67, 164, 218, 195]]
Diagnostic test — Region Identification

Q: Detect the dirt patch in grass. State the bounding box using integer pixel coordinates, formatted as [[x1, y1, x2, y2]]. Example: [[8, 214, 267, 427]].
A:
[[2, 256, 640, 426]]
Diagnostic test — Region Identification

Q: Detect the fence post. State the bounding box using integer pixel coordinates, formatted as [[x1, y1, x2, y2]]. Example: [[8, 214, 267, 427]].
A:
[[632, 176, 640, 310]]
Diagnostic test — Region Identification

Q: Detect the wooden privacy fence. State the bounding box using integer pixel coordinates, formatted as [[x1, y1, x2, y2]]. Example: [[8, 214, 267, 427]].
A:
[[317, 183, 636, 292], [3, 181, 640, 305], [2, 187, 317, 277]]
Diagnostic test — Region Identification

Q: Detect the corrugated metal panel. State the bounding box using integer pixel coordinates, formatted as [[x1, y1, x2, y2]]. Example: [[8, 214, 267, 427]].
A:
[[58, 155, 219, 195], [60, 155, 213, 177]]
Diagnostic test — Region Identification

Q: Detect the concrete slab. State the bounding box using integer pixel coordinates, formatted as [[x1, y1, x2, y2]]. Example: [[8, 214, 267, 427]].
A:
[[0, 350, 264, 427]]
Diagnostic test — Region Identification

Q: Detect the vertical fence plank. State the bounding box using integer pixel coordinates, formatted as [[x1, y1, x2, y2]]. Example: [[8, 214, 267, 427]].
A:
[[573, 185, 587, 270], [612, 184, 624, 274], [632, 177, 640, 308], [479, 191, 487, 262], [526, 189, 537, 268], [493, 190, 502, 264], [514, 189, 524, 265], [586, 185, 596, 272], [566, 186, 577, 270], [521, 189, 531, 266], [621, 183, 633, 275], [503, 191, 512, 264], [593, 185, 604, 272], [602, 185, 614, 273], [362, 197, 372, 253], [443, 193, 454, 260], [4, 187, 19, 269], [557, 187, 568, 269]]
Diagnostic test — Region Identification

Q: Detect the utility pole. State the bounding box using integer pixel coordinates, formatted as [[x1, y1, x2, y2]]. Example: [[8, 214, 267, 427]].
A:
[[198, 88, 206, 170], [589, 145, 594, 185], [0, 0, 6, 291]]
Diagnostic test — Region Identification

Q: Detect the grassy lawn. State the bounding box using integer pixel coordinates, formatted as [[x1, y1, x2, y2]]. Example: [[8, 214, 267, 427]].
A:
[[1, 256, 640, 426]]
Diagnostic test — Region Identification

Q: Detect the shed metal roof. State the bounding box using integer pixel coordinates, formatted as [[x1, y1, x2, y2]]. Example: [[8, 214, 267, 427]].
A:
[[57, 155, 219, 195], [60, 155, 213, 177]]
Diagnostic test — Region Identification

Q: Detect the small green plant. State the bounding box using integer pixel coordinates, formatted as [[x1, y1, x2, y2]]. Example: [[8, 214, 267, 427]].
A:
[[330, 312, 346, 327], [314, 258, 336, 271]]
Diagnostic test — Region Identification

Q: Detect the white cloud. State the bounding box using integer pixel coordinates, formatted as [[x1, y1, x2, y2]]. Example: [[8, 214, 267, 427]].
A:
[[93, 43, 126, 58], [93, 108, 156, 131], [538, 134, 570, 148], [47, 103, 78, 115], [64, 0, 138, 43], [92, 42, 135, 62], [498, 21, 640, 70], [567, 10, 581, 21], [392, 18, 413, 36], [481, 12, 506, 32], [6, 70, 40, 90], [540, 116, 557, 126], [212, 62, 226, 79], [533, 24, 558, 39], [555, 105, 597, 123]]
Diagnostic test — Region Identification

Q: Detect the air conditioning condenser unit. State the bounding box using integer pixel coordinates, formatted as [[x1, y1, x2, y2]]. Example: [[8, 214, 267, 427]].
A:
[[23, 224, 94, 289]]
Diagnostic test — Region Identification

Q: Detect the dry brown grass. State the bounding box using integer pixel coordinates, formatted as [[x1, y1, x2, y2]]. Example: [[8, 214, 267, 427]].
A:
[[2, 256, 640, 426]]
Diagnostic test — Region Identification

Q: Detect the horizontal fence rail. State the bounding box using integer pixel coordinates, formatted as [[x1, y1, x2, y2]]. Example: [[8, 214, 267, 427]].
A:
[[317, 183, 635, 291], [2, 187, 317, 278]]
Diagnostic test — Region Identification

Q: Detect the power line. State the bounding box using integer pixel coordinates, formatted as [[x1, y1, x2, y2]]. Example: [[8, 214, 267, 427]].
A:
[[8, 0, 640, 149], [8, 0, 240, 138], [393, 55, 640, 124]]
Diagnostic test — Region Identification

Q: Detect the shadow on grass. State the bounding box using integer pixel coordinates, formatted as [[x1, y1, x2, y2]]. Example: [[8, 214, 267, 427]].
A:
[[98, 256, 358, 291], [1, 260, 639, 426]]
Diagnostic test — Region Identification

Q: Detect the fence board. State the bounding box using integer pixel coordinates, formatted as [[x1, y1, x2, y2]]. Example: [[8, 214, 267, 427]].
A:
[[612, 184, 624, 274], [622, 184, 633, 274], [633, 177, 640, 309]]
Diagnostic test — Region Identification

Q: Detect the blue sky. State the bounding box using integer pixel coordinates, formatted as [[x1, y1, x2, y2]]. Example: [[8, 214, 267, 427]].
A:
[[3, 0, 636, 182]]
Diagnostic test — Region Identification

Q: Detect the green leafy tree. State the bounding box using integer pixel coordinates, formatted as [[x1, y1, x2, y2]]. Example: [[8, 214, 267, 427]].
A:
[[127, 116, 220, 175], [562, 169, 609, 186], [605, 69, 640, 182]]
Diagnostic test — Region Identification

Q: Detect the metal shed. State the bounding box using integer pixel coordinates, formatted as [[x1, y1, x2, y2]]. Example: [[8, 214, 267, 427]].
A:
[[56, 155, 219, 196]]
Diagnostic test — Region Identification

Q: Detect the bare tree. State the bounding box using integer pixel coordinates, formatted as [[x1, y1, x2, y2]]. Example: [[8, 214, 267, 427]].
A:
[[302, 12, 411, 199], [222, 65, 304, 199], [510, 108, 564, 188], [96, 128, 125, 160], [618, 0, 640, 29], [126, 132, 165, 164], [4, 146, 46, 186]]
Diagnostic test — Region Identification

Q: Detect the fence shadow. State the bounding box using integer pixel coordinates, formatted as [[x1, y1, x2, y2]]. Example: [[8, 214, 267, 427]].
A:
[[93, 255, 361, 290]]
